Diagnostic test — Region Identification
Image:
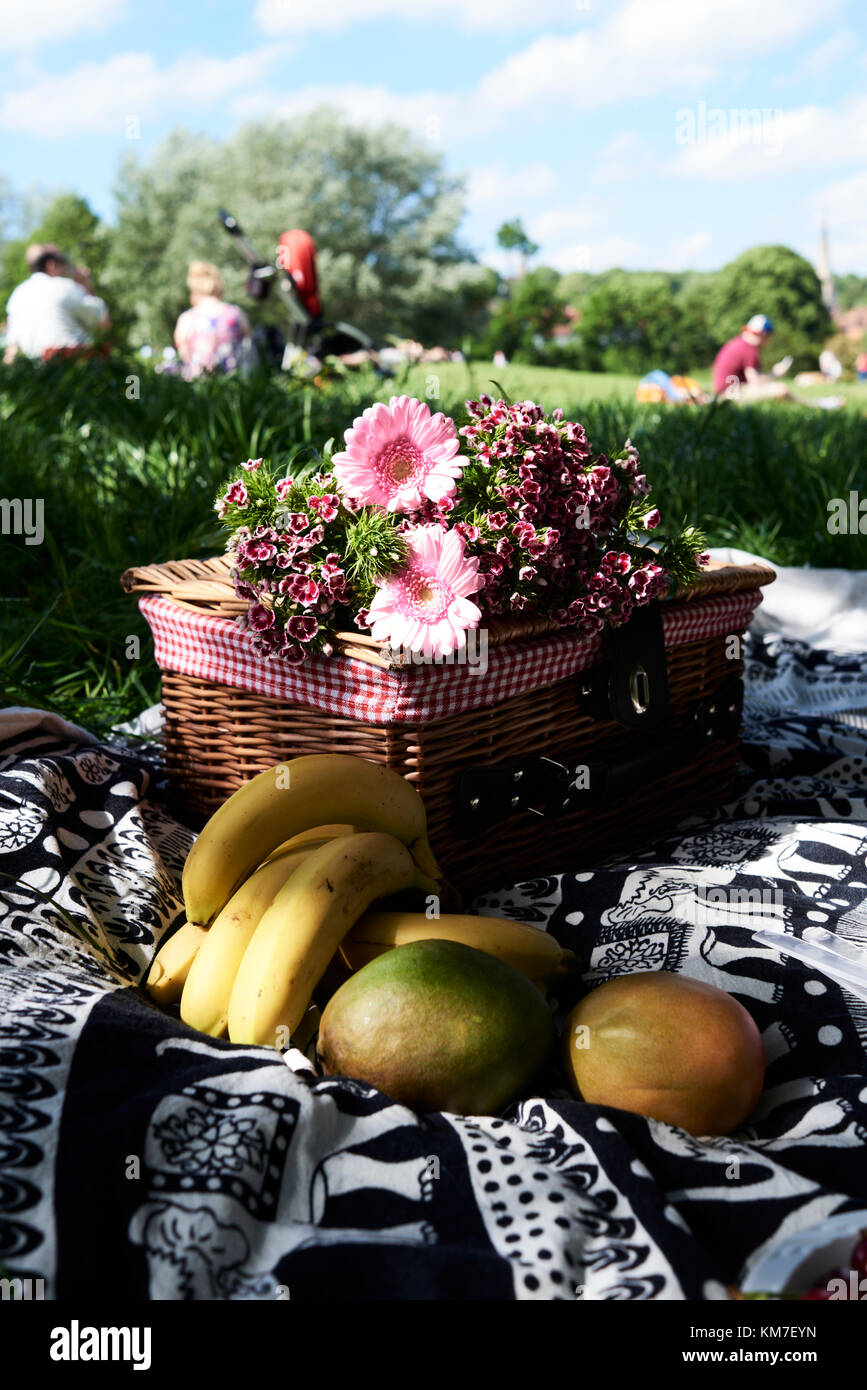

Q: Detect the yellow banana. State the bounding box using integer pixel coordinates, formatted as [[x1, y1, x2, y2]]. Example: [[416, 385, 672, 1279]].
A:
[[228, 833, 418, 1048], [282, 824, 359, 849], [182, 755, 440, 927], [179, 842, 319, 1038], [259, 825, 358, 869], [260, 825, 359, 865], [146, 921, 209, 1005], [340, 910, 579, 980]]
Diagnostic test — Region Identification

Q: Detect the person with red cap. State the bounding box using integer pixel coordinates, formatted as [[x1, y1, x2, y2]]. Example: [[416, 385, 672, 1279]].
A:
[[712, 315, 790, 397], [712, 315, 843, 407], [3, 243, 110, 364]]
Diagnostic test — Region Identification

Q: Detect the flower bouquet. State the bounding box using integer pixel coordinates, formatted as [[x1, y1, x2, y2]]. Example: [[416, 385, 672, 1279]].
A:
[[214, 393, 708, 666]]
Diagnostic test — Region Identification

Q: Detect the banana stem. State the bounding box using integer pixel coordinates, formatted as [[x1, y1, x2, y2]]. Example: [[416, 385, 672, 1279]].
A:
[[409, 837, 442, 881], [411, 869, 442, 898]]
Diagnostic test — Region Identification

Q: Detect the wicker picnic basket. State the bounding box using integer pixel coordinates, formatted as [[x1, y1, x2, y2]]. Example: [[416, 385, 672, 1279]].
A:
[[122, 554, 774, 895]]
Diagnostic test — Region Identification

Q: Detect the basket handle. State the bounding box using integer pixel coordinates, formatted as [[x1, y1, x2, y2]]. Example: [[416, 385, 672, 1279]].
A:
[[454, 676, 743, 838]]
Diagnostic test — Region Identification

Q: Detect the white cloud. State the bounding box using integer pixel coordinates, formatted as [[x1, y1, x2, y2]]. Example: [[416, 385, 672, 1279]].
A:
[[818, 169, 867, 219], [480, 248, 518, 278], [670, 94, 867, 179], [803, 29, 859, 79], [229, 82, 447, 142], [0, 0, 126, 53], [533, 214, 582, 267], [592, 131, 655, 182], [528, 204, 603, 243], [811, 171, 867, 273], [542, 236, 647, 274], [0, 47, 291, 136], [661, 231, 712, 269], [603, 0, 839, 65], [480, 235, 647, 276], [474, 0, 838, 118], [511, 202, 646, 273], [467, 162, 557, 205], [252, 0, 839, 138], [255, 0, 569, 33], [776, 27, 856, 85], [3, 0, 841, 152], [475, 31, 595, 116]]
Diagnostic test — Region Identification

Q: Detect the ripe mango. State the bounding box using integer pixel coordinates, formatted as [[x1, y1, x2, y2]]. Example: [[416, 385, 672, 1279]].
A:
[[562, 971, 765, 1136], [317, 939, 556, 1115]]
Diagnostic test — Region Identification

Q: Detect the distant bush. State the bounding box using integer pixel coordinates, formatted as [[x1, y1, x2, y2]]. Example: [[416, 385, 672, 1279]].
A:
[[474, 266, 567, 361], [708, 245, 831, 373], [574, 272, 714, 374]]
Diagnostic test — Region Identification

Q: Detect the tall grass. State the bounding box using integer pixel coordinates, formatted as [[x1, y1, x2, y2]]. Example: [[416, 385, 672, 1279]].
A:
[[1, 355, 863, 734]]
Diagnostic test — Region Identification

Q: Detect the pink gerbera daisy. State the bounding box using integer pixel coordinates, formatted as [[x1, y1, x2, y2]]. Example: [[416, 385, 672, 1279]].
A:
[[367, 525, 483, 658], [331, 396, 465, 513]]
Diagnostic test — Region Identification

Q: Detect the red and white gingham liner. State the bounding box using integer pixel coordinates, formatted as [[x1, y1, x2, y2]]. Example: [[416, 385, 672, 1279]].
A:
[[140, 589, 763, 727]]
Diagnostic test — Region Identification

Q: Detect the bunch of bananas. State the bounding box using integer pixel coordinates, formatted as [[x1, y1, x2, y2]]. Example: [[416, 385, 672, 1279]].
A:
[[145, 753, 576, 1050]]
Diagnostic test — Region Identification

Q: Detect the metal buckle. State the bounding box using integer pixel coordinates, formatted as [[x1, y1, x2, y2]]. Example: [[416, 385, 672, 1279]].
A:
[[629, 662, 651, 715]]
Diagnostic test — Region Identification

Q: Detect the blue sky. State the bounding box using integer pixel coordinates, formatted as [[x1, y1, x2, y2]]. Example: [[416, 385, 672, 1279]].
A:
[[1, 0, 866, 277]]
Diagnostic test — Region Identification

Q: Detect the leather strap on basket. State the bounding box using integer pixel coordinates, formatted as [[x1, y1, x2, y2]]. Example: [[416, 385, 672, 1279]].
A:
[[571, 602, 669, 730], [605, 602, 669, 730], [454, 675, 743, 838]]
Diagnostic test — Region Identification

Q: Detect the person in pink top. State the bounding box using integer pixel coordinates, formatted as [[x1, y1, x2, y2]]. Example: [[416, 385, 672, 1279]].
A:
[[713, 315, 843, 408], [173, 261, 252, 379], [713, 315, 781, 395]]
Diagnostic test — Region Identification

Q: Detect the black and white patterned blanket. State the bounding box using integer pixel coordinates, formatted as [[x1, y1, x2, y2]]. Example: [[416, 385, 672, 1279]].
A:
[[2, 637, 866, 1301]]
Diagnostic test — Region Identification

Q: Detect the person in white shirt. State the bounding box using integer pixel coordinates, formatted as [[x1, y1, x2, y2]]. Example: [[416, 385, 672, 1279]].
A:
[[3, 243, 110, 364]]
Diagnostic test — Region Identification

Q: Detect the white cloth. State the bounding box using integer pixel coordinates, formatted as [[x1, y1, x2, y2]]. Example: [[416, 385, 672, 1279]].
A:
[[0, 707, 99, 748], [708, 547, 867, 652], [5, 272, 108, 358]]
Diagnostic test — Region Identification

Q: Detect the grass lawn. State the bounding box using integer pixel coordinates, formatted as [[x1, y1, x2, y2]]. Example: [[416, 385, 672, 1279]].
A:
[[394, 360, 867, 414], [1, 353, 864, 735], [397, 362, 647, 410]]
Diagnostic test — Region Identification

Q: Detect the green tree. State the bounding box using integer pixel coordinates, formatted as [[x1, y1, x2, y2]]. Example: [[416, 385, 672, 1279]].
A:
[[707, 245, 831, 372], [1, 193, 111, 318], [554, 270, 600, 307], [577, 271, 697, 374], [496, 218, 539, 279], [835, 274, 867, 313], [478, 265, 565, 361], [106, 110, 488, 349], [673, 272, 717, 369]]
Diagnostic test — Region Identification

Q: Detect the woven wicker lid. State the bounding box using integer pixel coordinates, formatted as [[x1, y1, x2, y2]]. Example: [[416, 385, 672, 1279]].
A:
[[121, 553, 775, 669]]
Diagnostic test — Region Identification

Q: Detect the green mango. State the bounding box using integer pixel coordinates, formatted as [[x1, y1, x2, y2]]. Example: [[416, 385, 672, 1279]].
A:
[[317, 938, 556, 1115]]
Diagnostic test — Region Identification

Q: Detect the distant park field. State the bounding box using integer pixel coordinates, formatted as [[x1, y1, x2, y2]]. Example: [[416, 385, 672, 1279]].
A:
[[398, 360, 867, 413]]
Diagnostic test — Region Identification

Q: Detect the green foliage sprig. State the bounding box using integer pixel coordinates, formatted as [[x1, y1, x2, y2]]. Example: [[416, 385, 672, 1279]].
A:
[[340, 509, 407, 606]]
